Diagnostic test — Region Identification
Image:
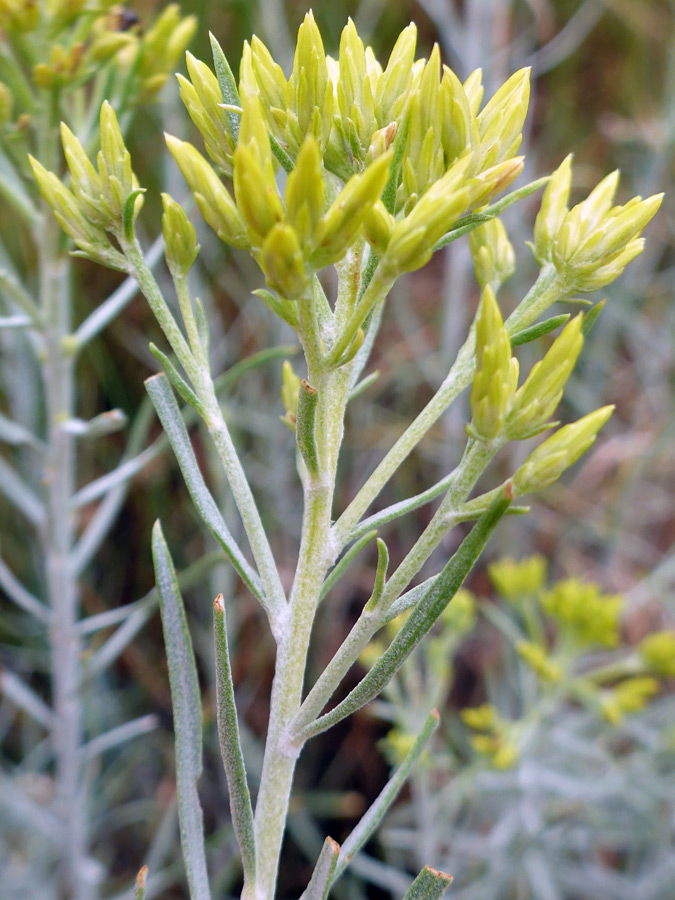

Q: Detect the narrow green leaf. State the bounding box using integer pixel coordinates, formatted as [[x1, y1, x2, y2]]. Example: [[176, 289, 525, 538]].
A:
[[319, 530, 377, 601], [299, 836, 340, 900], [364, 537, 390, 610], [333, 711, 439, 882], [145, 374, 265, 607], [268, 131, 295, 174], [213, 595, 257, 888], [582, 298, 606, 337], [209, 32, 240, 139], [510, 314, 569, 347], [297, 493, 511, 741], [348, 369, 380, 402], [296, 379, 320, 477], [252, 288, 299, 328], [123, 188, 146, 242], [149, 343, 205, 415], [403, 866, 453, 900], [152, 522, 211, 900]]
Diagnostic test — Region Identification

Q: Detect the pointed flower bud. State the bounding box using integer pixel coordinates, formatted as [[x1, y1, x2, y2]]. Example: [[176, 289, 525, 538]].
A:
[[463, 69, 484, 117], [601, 678, 659, 724], [29, 155, 125, 269], [534, 158, 662, 291], [466, 156, 524, 208], [533, 154, 572, 262], [476, 68, 530, 169], [259, 223, 307, 299], [60, 122, 106, 227], [166, 134, 249, 249], [512, 405, 614, 495], [286, 11, 333, 152], [363, 200, 395, 255], [505, 314, 584, 439], [161, 193, 199, 278], [468, 286, 518, 440], [285, 136, 324, 246], [97, 100, 136, 221], [177, 52, 235, 174], [383, 154, 472, 275], [309, 151, 391, 269], [233, 92, 283, 246], [468, 216, 515, 291], [376, 22, 417, 125]]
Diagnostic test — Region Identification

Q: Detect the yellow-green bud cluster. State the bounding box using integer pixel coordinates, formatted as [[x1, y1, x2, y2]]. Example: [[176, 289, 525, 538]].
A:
[[178, 53, 236, 176], [169, 86, 393, 298], [461, 704, 518, 770], [600, 677, 659, 725], [240, 11, 333, 159], [469, 216, 515, 291], [540, 578, 623, 648], [161, 194, 199, 278], [512, 405, 614, 494], [30, 102, 146, 267], [467, 289, 589, 447], [134, 4, 198, 100], [488, 555, 547, 600], [517, 641, 562, 683], [638, 631, 675, 677], [533, 155, 662, 291], [468, 286, 518, 441]]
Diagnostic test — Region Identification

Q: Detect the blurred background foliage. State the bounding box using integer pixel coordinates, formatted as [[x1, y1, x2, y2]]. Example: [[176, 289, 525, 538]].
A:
[[1, 1, 674, 898]]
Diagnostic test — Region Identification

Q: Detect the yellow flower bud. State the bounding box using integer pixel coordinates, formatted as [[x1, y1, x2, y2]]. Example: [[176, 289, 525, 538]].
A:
[[284, 136, 324, 246], [376, 22, 417, 125], [363, 201, 395, 255], [309, 151, 391, 269], [166, 134, 249, 249], [517, 641, 562, 682], [601, 678, 659, 724], [488, 555, 547, 599], [468, 286, 518, 441], [161, 193, 199, 278], [463, 69, 484, 117], [383, 154, 472, 275], [178, 52, 235, 174], [476, 68, 530, 169], [505, 314, 584, 439], [461, 703, 498, 731], [638, 631, 675, 677], [512, 405, 614, 495], [468, 217, 515, 291], [60, 123, 106, 227], [541, 578, 623, 648], [97, 101, 134, 220], [259, 223, 307, 299], [532, 154, 572, 263]]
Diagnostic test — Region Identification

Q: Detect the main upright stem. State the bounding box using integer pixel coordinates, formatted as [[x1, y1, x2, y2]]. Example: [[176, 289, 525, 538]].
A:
[[252, 341, 352, 900], [40, 213, 89, 900]]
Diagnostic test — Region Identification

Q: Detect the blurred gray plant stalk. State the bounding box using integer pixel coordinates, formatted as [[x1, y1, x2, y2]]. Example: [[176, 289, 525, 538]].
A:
[[29, 8, 661, 900], [0, 2, 196, 899]]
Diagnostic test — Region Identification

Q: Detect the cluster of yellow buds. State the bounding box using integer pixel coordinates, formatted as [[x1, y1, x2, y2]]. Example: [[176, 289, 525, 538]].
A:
[[533, 154, 662, 291], [0, 0, 195, 98], [638, 631, 675, 677], [488, 555, 547, 600], [467, 286, 602, 474], [541, 578, 624, 648], [469, 217, 515, 292], [29, 102, 141, 267], [600, 677, 660, 725], [517, 641, 562, 682], [461, 704, 519, 770]]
